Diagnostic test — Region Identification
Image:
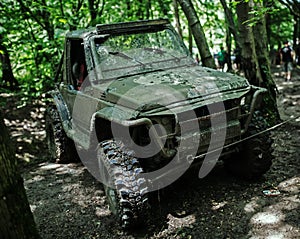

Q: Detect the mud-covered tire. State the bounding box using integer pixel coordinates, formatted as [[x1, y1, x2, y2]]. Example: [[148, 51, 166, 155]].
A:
[[225, 111, 274, 179], [45, 106, 78, 163], [97, 139, 149, 229]]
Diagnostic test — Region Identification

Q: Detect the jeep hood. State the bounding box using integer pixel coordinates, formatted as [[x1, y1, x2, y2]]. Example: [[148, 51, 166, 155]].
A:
[[93, 66, 250, 116]]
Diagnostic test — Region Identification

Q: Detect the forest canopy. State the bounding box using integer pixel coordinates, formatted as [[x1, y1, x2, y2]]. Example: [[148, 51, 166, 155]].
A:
[[0, 0, 298, 98]]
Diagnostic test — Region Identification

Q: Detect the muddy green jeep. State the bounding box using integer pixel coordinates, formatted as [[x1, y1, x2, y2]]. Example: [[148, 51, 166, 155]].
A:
[[45, 19, 273, 229]]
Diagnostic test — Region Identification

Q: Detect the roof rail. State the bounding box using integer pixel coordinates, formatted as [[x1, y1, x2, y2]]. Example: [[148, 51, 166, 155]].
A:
[[96, 19, 169, 35]]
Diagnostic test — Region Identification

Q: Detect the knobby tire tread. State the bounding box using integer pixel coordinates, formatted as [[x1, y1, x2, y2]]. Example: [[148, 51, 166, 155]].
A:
[[98, 139, 149, 229], [45, 106, 77, 163]]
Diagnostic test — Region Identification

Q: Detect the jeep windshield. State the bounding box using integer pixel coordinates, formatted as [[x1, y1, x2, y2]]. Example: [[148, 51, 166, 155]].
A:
[[91, 28, 195, 81]]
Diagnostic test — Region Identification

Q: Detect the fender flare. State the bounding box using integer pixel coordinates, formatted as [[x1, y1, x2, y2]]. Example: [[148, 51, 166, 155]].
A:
[[93, 106, 151, 128], [92, 107, 169, 156], [48, 90, 72, 133]]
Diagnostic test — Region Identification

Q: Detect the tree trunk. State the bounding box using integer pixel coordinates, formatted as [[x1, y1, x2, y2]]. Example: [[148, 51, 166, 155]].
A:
[[145, 0, 151, 19], [225, 25, 233, 72], [87, 0, 105, 25], [88, 0, 97, 24], [293, 15, 300, 46], [220, 0, 241, 50], [0, 35, 19, 90], [252, 1, 281, 123], [265, 0, 274, 47], [173, 0, 183, 39], [0, 113, 39, 239], [236, 0, 280, 124], [236, 1, 260, 85], [177, 0, 216, 68], [188, 26, 193, 55], [158, 0, 169, 17]]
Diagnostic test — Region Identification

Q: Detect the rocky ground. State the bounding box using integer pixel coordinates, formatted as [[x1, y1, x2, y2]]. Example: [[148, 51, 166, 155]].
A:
[[1, 66, 299, 239]]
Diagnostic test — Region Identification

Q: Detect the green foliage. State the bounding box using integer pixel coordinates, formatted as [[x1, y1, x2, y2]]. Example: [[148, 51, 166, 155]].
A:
[[0, 0, 296, 99], [193, 0, 225, 51], [245, 7, 279, 27], [268, 3, 294, 48]]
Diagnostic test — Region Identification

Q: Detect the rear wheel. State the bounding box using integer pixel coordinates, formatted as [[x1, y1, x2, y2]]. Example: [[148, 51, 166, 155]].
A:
[[45, 106, 78, 163], [97, 139, 149, 229], [225, 111, 274, 179]]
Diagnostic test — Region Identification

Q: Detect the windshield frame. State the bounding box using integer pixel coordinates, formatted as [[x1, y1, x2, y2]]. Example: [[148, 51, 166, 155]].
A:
[[89, 25, 194, 82]]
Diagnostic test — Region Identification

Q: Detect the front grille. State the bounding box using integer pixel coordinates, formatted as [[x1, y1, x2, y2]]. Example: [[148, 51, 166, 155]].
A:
[[177, 100, 240, 131], [179, 106, 239, 132], [175, 100, 241, 148], [176, 120, 241, 151]]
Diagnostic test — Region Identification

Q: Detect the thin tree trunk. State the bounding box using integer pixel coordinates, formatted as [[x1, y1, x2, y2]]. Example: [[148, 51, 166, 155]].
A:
[[293, 15, 300, 46], [136, 0, 144, 19], [87, 0, 105, 25], [0, 35, 19, 90], [173, 0, 183, 38], [220, 0, 241, 49], [177, 0, 216, 68], [16, 0, 54, 41], [158, 0, 169, 17], [265, 0, 274, 47], [145, 0, 151, 19], [88, 0, 97, 24], [188, 26, 193, 55], [225, 25, 233, 71], [0, 113, 39, 239]]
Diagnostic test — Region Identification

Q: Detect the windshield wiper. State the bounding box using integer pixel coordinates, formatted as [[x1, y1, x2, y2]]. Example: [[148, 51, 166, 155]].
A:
[[143, 47, 181, 62], [115, 67, 164, 80], [109, 51, 146, 67]]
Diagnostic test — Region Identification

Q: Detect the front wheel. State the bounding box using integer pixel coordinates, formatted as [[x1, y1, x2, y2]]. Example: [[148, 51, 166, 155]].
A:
[[224, 111, 274, 179], [97, 139, 149, 229]]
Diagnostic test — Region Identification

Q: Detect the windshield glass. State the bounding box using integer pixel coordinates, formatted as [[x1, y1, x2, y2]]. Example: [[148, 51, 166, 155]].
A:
[[93, 28, 194, 80]]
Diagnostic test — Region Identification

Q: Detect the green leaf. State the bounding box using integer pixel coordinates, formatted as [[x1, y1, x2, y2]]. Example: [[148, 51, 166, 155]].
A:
[[58, 18, 68, 24], [0, 26, 6, 34]]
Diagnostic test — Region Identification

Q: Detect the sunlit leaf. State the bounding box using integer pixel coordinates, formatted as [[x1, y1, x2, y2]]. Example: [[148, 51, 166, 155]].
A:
[[58, 18, 68, 24]]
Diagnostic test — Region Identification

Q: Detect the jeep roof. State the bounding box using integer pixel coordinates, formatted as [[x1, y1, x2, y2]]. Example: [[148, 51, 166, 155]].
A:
[[66, 19, 170, 39]]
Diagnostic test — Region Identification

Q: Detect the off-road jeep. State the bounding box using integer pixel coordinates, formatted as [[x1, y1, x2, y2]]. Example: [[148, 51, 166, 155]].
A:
[[45, 19, 273, 229]]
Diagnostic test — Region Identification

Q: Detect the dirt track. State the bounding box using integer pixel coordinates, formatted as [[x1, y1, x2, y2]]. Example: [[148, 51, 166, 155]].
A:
[[1, 67, 300, 239]]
